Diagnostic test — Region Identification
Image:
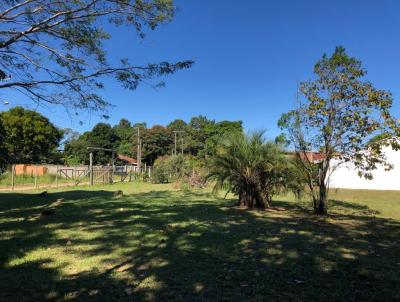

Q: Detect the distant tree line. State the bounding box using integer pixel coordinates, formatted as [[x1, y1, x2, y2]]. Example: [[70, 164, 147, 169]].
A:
[[0, 106, 243, 168], [1, 47, 398, 216], [63, 116, 243, 165]]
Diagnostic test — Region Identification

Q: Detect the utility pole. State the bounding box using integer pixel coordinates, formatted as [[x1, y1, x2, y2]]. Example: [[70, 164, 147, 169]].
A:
[[173, 130, 185, 156], [174, 131, 177, 155], [140, 138, 143, 173], [181, 136, 184, 155], [89, 151, 94, 185], [136, 127, 141, 173]]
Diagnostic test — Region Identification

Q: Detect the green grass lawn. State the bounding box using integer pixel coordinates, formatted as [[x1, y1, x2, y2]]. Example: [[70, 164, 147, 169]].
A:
[[0, 172, 80, 189], [0, 183, 399, 301]]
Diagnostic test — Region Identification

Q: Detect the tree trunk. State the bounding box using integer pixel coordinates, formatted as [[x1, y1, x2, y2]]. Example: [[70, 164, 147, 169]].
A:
[[239, 188, 266, 208], [315, 183, 328, 215]]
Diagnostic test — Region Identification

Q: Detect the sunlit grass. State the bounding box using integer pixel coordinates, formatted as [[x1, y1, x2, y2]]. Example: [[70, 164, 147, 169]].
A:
[[0, 172, 82, 188], [278, 188, 400, 219], [0, 183, 399, 301]]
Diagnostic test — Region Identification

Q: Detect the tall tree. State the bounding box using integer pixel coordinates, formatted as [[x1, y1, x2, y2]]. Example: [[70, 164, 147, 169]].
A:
[[64, 122, 120, 164], [278, 47, 399, 215], [0, 106, 63, 163], [0, 0, 193, 113], [63, 132, 89, 165], [167, 119, 187, 131], [186, 115, 215, 157], [114, 119, 134, 156], [86, 123, 120, 164], [114, 119, 133, 142], [204, 120, 243, 159], [142, 125, 172, 165]]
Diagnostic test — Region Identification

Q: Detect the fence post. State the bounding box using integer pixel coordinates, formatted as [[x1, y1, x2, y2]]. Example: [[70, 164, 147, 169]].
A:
[[89, 152, 93, 186], [11, 164, 15, 191], [111, 152, 115, 183], [34, 165, 38, 189]]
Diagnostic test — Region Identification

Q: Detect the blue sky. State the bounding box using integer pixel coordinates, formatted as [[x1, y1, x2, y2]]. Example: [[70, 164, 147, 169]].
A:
[[1, 0, 400, 139]]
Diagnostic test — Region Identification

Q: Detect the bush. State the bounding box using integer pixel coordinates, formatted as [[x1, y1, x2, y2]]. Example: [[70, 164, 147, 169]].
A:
[[208, 131, 305, 208], [152, 154, 206, 188], [152, 156, 173, 183]]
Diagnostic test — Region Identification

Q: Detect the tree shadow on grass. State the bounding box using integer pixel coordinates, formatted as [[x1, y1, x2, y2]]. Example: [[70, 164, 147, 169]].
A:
[[328, 199, 381, 216], [0, 189, 399, 301], [273, 197, 382, 217]]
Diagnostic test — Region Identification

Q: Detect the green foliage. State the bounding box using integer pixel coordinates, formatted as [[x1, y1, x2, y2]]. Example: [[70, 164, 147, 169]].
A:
[[367, 132, 393, 146], [152, 154, 206, 189], [186, 115, 213, 157], [63, 133, 90, 165], [279, 46, 400, 214], [112, 120, 136, 161], [0, 119, 7, 171], [113, 119, 133, 142], [167, 119, 188, 131], [208, 131, 303, 208], [152, 156, 172, 183], [0, 107, 63, 164], [63, 154, 84, 166], [142, 126, 173, 165], [64, 123, 120, 165], [185, 116, 243, 159], [63, 116, 243, 167], [203, 120, 243, 159], [152, 154, 193, 184]]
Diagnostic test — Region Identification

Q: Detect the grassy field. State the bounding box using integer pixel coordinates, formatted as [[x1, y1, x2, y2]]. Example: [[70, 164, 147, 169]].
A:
[[0, 183, 399, 301], [0, 172, 81, 189]]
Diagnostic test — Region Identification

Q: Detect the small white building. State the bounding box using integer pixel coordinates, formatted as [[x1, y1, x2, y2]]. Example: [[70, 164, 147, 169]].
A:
[[329, 144, 400, 190]]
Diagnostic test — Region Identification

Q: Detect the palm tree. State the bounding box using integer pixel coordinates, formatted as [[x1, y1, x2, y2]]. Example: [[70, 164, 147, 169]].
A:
[[208, 131, 301, 208]]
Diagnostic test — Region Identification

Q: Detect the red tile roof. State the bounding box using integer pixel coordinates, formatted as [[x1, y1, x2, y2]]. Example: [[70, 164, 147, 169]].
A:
[[117, 154, 137, 164]]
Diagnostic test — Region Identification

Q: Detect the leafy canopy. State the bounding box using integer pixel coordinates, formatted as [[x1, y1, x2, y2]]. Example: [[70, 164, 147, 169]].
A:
[[64, 123, 119, 165], [63, 116, 243, 166], [278, 46, 400, 214], [208, 131, 302, 208], [0, 106, 63, 164]]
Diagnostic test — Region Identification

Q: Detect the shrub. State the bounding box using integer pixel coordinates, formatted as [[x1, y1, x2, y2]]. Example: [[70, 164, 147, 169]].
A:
[[152, 154, 206, 187], [152, 156, 172, 183], [208, 131, 304, 208]]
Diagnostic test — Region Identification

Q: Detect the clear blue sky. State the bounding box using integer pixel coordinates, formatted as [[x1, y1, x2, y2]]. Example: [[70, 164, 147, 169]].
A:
[[2, 0, 400, 139]]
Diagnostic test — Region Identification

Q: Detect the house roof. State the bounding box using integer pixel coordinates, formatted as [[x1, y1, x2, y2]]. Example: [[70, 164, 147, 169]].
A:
[[117, 154, 137, 165], [299, 152, 326, 163], [286, 151, 326, 163]]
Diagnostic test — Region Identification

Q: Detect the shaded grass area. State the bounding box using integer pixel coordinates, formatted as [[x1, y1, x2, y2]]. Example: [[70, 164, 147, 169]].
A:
[[0, 183, 400, 301]]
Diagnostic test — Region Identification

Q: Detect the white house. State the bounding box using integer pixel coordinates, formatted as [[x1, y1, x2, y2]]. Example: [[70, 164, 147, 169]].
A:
[[329, 144, 400, 190]]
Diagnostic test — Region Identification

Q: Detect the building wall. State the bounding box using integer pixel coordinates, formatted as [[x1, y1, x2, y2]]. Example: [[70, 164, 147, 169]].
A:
[[15, 165, 48, 176], [329, 145, 400, 190]]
